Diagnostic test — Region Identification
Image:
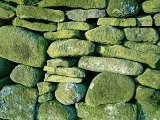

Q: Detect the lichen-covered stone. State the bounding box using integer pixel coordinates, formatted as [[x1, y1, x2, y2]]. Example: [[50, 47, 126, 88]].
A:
[[76, 102, 137, 120], [37, 100, 77, 120], [97, 18, 136, 27], [55, 82, 86, 105], [85, 25, 124, 45], [85, 72, 135, 106], [44, 30, 81, 41], [137, 15, 153, 26], [0, 84, 38, 120], [154, 13, 160, 26], [3, 0, 39, 5], [16, 5, 65, 22], [57, 22, 94, 31], [66, 9, 106, 22], [0, 1, 16, 12], [124, 28, 159, 43], [0, 26, 48, 67], [10, 64, 43, 87], [47, 39, 95, 58], [0, 77, 13, 88], [78, 56, 143, 76], [107, 0, 139, 17], [13, 17, 57, 32], [38, 92, 53, 103]]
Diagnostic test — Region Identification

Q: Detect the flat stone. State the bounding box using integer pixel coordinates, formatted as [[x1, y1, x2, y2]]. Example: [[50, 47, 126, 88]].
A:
[[38, 92, 53, 103], [47, 39, 95, 58], [66, 9, 106, 22], [76, 102, 137, 120], [78, 56, 143, 76], [85, 25, 124, 45], [0, 1, 16, 12], [10, 64, 43, 87], [55, 82, 86, 105], [16, 5, 65, 22], [13, 17, 57, 32], [0, 26, 48, 67], [107, 0, 139, 17], [97, 18, 136, 27], [0, 77, 13, 88], [154, 13, 160, 26], [85, 72, 135, 106], [137, 15, 153, 26], [0, 84, 38, 120], [124, 28, 159, 43]]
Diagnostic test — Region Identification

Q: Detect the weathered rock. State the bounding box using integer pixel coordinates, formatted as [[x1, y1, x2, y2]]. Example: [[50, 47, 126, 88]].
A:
[[124, 28, 159, 43], [10, 64, 43, 87], [16, 5, 65, 22], [38, 92, 53, 103], [47, 39, 95, 58], [37, 100, 77, 120], [154, 13, 160, 26], [66, 9, 106, 22], [0, 77, 13, 88], [0, 26, 48, 67], [0, 1, 16, 12], [0, 84, 38, 120], [55, 82, 86, 105], [78, 56, 143, 76], [3, 0, 39, 5], [76, 102, 137, 120], [85, 72, 135, 106], [85, 25, 124, 45], [137, 15, 153, 26], [107, 0, 139, 17]]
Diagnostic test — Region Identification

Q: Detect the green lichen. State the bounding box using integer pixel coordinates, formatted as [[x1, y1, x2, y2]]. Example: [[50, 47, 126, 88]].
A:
[[137, 15, 153, 26], [38, 93, 53, 103], [154, 13, 160, 26]]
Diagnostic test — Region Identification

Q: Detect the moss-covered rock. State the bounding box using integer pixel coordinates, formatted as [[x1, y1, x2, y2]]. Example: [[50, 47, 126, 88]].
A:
[[137, 15, 153, 26], [3, 0, 39, 5], [154, 13, 160, 26], [38, 92, 53, 103]]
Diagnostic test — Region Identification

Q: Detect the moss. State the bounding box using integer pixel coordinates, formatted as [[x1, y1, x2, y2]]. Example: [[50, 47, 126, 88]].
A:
[[38, 93, 53, 103], [0, 7, 15, 19]]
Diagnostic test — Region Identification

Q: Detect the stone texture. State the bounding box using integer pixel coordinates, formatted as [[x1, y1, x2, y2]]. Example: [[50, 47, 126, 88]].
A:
[[85, 25, 124, 45], [137, 15, 153, 26], [0, 1, 16, 12], [0, 77, 13, 88], [154, 13, 160, 26], [107, 0, 139, 17], [0, 84, 38, 120], [10, 64, 43, 87], [38, 92, 53, 103], [0, 26, 48, 67], [85, 72, 135, 106], [66, 9, 106, 22], [3, 0, 39, 5], [78, 56, 143, 76], [47, 39, 95, 58], [55, 82, 86, 105], [16, 5, 65, 22]]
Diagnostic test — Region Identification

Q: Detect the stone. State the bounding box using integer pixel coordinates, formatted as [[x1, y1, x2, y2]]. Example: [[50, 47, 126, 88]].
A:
[[76, 102, 137, 120], [3, 0, 38, 5], [13, 17, 57, 32], [55, 82, 86, 105], [0, 26, 48, 67], [97, 18, 136, 27], [37, 100, 76, 120], [16, 5, 65, 22], [137, 15, 153, 26], [107, 0, 139, 17], [154, 13, 160, 26], [0, 77, 13, 89], [78, 56, 143, 76], [0, 84, 38, 120], [37, 82, 56, 95], [85, 25, 124, 45], [44, 30, 81, 41], [38, 0, 106, 9], [57, 22, 94, 31], [44, 74, 83, 83], [0, 1, 16, 12], [124, 28, 159, 43], [66, 9, 106, 22], [85, 72, 135, 106], [97, 45, 160, 68], [47, 39, 95, 58], [38, 93, 53, 103], [10, 64, 43, 87]]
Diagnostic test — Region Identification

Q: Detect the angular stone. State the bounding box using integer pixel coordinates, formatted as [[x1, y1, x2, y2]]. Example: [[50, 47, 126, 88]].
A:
[[85, 25, 124, 45], [16, 5, 65, 22], [107, 0, 139, 17], [57, 22, 94, 31], [76, 102, 137, 120], [66, 9, 106, 22], [0, 84, 38, 120], [124, 28, 159, 43], [97, 18, 136, 27], [38, 92, 53, 103], [55, 82, 86, 105], [0, 26, 48, 67], [154, 13, 160, 26], [38, 0, 106, 9], [97, 45, 160, 68], [78, 56, 143, 76], [47, 39, 95, 58], [137, 15, 153, 26], [10, 64, 43, 87], [85, 72, 135, 106], [44, 30, 81, 41], [37, 100, 76, 120], [13, 17, 57, 32], [0, 77, 13, 88]]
